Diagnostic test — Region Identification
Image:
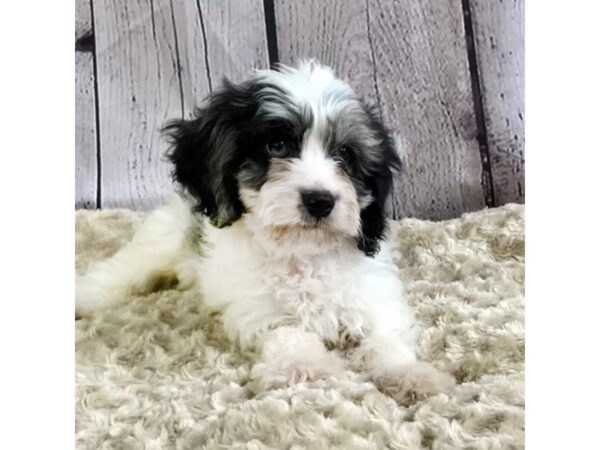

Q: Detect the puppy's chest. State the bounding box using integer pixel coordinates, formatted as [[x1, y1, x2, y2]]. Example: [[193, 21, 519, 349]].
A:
[[265, 258, 367, 338], [267, 258, 349, 300]]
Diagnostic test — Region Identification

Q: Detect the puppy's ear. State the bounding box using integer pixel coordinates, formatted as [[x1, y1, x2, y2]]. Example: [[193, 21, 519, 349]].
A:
[[163, 80, 257, 227], [357, 108, 401, 256]]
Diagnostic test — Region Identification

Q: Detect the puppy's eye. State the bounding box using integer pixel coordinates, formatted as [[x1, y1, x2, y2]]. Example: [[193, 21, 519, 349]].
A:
[[266, 139, 290, 158], [333, 146, 350, 163]]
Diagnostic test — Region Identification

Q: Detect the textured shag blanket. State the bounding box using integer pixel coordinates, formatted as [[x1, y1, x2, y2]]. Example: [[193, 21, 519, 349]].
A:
[[75, 204, 524, 449]]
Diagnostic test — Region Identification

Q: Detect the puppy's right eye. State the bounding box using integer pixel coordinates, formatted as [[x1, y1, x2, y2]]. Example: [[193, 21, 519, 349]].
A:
[[266, 139, 290, 158]]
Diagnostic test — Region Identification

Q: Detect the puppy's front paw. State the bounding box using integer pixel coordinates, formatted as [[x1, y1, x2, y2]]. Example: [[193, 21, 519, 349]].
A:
[[373, 362, 455, 406], [249, 354, 345, 393], [75, 275, 125, 317], [75, 278, 106, 318]]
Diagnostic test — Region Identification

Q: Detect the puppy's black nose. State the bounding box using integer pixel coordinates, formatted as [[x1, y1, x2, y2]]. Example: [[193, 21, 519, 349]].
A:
[[301, 190, 336, 218]]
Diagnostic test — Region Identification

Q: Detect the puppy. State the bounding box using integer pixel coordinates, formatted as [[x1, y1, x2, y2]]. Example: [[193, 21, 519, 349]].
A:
[[76, 61, 454, 405]]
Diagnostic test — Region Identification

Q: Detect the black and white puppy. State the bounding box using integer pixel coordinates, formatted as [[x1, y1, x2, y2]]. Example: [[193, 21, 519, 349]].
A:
[[76, 61, 454, 405]]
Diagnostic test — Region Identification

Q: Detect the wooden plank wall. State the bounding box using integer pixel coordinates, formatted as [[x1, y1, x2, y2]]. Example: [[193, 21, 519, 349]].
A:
[[75, 0, 524, 219], [75, 0, 98, 209], [470, 0, 525, 205]]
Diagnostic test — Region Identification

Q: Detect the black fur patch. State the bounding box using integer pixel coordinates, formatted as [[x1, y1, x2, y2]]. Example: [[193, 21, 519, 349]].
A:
[[355, 105, 401, 256], [163, 78, 308, 227]]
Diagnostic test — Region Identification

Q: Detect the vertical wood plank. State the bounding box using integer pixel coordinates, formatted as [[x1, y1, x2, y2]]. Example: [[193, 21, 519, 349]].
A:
[[199, 0, 270, 85], [470, 0, 524, 205], [75, 0, 98, 209], [274, 0, 486, 220], [169, 0, 210, 118], [172, 0, 270, 119], [94, 0, 189, 209], [273, 0, 378, 101], [368, 0, 486, 219]]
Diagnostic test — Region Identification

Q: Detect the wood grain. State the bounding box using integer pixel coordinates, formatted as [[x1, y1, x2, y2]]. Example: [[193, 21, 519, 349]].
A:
[[470, 0, 524, 205], [172, 0, 270, 117], [169, 0, 210, 118], [200, 0, 270, 85], [273, 0, 378, 101], [93, 0, 186, 209], [368, 0, 486, 219], [274, 0, 486, 219], [75, 0, 97, 209]]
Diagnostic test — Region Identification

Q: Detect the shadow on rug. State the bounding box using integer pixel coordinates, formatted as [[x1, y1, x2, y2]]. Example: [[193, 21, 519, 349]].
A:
[[76, 204, 524, 449]]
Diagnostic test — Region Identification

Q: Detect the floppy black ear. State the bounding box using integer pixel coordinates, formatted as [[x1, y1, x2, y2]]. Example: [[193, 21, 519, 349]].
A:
[[163, 80, 257, 227], [357, 109, 401, 256]]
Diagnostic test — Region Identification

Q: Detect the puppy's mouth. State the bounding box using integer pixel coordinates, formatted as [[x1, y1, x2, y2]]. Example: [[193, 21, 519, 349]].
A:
[[272, 220, 329, 233], [270, 220, 339, 240], [302, 215, 332, 227]]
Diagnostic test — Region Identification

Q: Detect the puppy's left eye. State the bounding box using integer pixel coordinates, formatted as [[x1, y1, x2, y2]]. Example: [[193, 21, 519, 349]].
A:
[[333, 146, 350, 163], [266, 139, 290, 158]]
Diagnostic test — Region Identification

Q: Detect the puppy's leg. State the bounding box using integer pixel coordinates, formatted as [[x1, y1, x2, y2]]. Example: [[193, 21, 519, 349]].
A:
[[76, 195, 197, 316], [249, 326, 346, 392], [351, 329, 455, 406]]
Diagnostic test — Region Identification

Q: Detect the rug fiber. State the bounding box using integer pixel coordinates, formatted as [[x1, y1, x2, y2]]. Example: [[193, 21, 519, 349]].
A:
[[75, 204, 524, 449]]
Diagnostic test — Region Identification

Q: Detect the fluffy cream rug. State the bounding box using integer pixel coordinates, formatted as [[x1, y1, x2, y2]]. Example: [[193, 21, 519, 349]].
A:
[[75, 204, 524, 450]]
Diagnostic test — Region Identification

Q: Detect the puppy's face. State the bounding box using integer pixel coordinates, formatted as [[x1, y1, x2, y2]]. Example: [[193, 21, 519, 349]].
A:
[[164, 62, 400, 256]]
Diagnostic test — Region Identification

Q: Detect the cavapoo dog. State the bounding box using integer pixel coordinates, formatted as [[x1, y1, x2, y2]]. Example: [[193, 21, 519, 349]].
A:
[[76, 61, 454, 405]]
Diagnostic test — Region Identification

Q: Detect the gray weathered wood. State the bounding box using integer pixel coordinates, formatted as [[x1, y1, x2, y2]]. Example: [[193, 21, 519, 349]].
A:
[[75, 0, 97, 209], [368, 0, 486, 219], [169, 0, 210, 118], [470, 0, 524, 205], [200, 0, 270, 85], [94, 0, 186, 209], [274, 0, 486, 220], [172, 0, 270, 118], [273, 0, 378, 102]]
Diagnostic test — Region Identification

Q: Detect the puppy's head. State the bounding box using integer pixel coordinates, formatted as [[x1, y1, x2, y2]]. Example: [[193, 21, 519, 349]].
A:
[[164, 61, 400, 256]]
